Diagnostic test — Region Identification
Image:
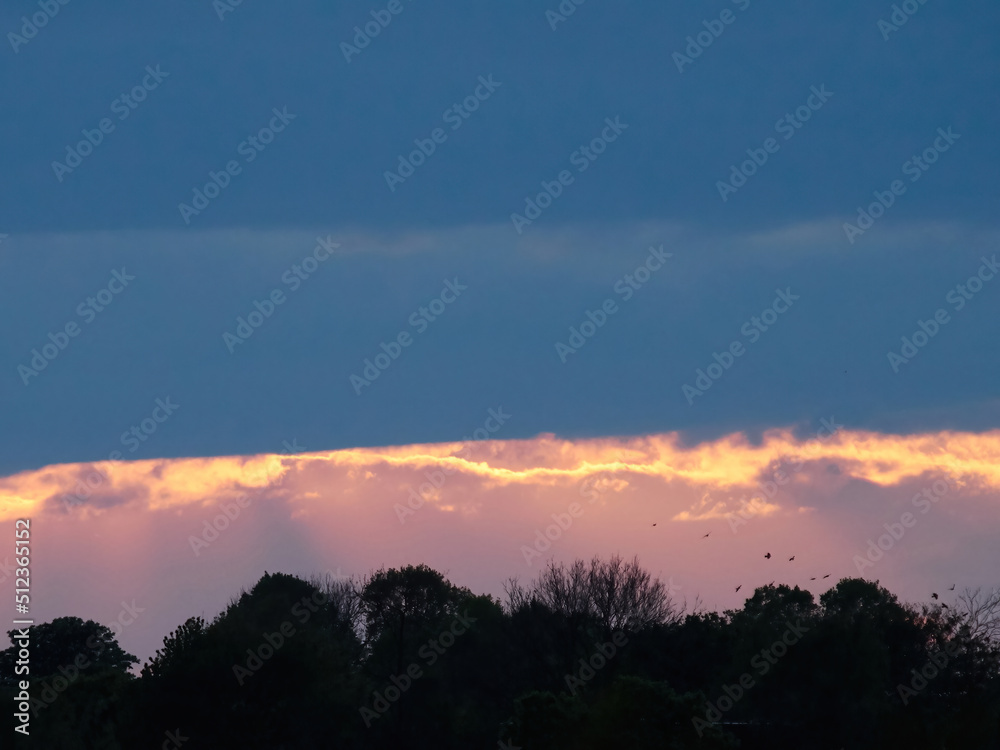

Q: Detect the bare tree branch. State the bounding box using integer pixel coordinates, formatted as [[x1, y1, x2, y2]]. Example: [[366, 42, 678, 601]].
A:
[[956, 586, 1000, 644], [517, 554, 681, 634]]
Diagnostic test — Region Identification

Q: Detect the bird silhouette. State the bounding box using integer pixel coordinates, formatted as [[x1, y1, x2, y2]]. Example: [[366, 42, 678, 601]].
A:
[[942, 603, 949, 609], [931, 593, 938, 600], [652, 523, 657, 527], [702, 532, 711, 538], [822, 574, 830, 579], [764, 552, 771, 559], [788, 556, 795, 561], [735, 585, 742, 592], [810, 577, 816, 581], [949, 584, 956, 590]]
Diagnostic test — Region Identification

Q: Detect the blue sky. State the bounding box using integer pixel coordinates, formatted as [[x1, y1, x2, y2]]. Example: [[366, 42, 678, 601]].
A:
[[2, 0, 999, 475]]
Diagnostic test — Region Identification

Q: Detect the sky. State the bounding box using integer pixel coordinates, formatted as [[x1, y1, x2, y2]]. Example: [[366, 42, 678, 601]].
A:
[[1, 0, 999, 662]]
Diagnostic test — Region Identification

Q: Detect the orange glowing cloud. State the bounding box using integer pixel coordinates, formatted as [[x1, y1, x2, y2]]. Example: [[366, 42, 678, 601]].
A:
[[1, 426, 999, 524]]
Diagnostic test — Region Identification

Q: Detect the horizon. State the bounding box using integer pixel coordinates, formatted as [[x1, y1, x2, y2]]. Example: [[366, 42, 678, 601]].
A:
[[4, 422, 998, 665], [2, 1, 999, 745]]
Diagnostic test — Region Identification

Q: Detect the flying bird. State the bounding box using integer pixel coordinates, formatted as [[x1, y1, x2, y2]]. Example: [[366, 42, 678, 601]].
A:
[[931, 593, 938, 600], [949, 584, 956, 590], [702, 532, 711, 538], [652, 523, 657, 527], [810, 577, 816, 581], [735, 585, 742, 592], [788, 556, 795, 562], [942, 603, 949, 609], [764, 553, 771, 559]]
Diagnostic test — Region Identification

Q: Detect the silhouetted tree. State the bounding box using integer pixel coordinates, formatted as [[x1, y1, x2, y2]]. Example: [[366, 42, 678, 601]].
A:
[[0, 616, 137, 683], [8, 564, 999, 750]]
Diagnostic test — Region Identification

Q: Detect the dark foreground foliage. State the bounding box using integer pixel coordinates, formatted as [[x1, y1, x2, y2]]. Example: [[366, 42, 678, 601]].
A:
[[2, 556, 999, 749]]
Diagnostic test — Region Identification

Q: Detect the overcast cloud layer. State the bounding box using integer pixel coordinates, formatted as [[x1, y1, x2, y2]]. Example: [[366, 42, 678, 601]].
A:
[[2, 223, 1000, 475], [0, 1, 997, 232], [3, 2, 1000, 473]]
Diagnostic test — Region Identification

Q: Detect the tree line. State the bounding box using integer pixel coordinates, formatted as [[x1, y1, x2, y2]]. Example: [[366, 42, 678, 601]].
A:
[[2, 554, 999, 749]]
